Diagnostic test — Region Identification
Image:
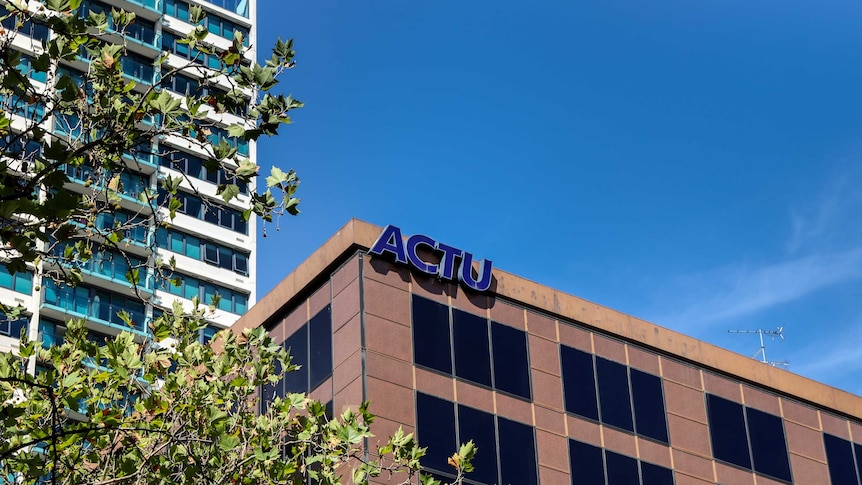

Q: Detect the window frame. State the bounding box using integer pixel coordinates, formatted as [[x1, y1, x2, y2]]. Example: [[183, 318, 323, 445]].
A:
[[823, 433, 862, 485], [561, 343, 670, 445], [569, 438, 675, 485], [416, 392, 538, 485], [410, 295, 533, 400], [259, 306, 333, 413], [705, 392, 793, 483]]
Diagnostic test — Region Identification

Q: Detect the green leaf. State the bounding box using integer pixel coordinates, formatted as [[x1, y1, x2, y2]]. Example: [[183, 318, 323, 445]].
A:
[[226, 124, 246, 138], [419, 473, 442, 485], [150, 90, 183, 116], [265, 167, 288, 188], [228, 376, 247, 387], [353, 469, 366, 484], [217, 184, 240, 204], [117, 310, 132, 327], [188, 4, 205, 24], [286, 197, 301, 215], [125, 268, 140, 286], [218, 435, 239, 451], [86, 10, 108, 30], [235, 160, 258, 180]]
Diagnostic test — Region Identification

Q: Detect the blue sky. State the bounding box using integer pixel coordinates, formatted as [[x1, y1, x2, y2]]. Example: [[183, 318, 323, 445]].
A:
[[253, 0, 862, 395]]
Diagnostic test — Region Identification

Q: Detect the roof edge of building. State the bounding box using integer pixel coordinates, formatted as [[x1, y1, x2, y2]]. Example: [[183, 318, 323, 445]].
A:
[[234, 218, 378, 332], [240, 218, 862, 421]]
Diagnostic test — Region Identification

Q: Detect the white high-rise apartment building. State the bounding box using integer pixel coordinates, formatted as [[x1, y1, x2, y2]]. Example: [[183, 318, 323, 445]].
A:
[[0, 0, 258, 353]]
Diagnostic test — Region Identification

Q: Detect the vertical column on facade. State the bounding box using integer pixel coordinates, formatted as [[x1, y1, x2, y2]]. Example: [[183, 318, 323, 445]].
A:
[[524, 310, 567, 485], [329, 254, 364, 416], [779, 398, 829, 483], [658, 358, 711, 484], [359, 253, 415, 461]]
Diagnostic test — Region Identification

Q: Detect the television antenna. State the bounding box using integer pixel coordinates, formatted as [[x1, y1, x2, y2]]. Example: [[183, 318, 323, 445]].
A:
[[727, 327, 789, 368]]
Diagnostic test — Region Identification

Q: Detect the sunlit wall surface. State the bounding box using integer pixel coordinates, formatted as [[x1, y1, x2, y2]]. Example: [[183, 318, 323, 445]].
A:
[[243, 220, 862, 485]]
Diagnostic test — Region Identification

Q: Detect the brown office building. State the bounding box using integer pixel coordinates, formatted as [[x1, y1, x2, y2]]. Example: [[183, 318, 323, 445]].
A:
[[235, 219, 862, 485]]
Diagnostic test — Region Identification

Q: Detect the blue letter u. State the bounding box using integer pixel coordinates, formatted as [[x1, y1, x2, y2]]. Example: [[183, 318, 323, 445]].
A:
[[459, 252, 493, 292]]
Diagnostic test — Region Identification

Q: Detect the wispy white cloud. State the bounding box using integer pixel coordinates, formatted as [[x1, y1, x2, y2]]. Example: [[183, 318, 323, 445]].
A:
[[787, 164, 862, 254], [653, 163, 862, 330], [788, 317, 862, 395], [645, 162, 862, 394], [654, 248, 862, 328]]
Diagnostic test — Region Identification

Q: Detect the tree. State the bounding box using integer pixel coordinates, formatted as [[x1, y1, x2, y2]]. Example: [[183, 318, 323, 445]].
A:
[[0, 314, 476, 484], [0, 0, 474, 483]]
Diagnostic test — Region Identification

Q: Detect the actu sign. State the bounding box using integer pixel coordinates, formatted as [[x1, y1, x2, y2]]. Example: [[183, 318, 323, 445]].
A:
[[369, 225, 493, 292]]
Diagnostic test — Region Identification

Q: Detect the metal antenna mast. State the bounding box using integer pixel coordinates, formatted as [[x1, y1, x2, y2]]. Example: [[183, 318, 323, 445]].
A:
[[728, 327, 789, 368]]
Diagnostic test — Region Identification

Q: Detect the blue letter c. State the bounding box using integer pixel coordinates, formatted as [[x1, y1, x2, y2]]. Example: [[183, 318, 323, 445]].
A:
[[406, 234, 439, 275]]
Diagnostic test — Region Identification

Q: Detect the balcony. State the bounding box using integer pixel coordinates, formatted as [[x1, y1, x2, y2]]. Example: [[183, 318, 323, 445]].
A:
[[112, 20, 160, 52], [0, 312, 29, 340], [41, 281, 148, 335], [127, 0, 162, 14], [0, 265, 33, 295], [120, 55, 157, 85], [75, 48, 157, 86], [0, 94, 46, 121], [39, 318, 134, 349], [80, 0, 161, 51], [123, 147, 157, 171], [53, 245, 154, 293], [197, 0, 249, 18], [0, 5, 50, 42], [61, 162, 153, 207]]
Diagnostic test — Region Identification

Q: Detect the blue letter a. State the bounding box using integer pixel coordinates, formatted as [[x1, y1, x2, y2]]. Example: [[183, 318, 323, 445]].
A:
[[369, 225, 407, 263]]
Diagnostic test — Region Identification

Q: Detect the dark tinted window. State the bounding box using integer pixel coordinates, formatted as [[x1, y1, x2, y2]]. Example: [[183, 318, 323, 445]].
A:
[[235, 253, 248, 275], [491, 322, 531, 399], [417, 393, 539, 485], [412, 300, 531, 400], [706, 394, 751, 469], [282, 325, 308, 394], [270, 356, 284, 398], [605, 451, 639, 485], [498, 417, 537, 485], [596, 357, 633, 432], [204, 206, 220, 224], [568, 439, 604, 485], [452, 309, 491, 387], [218, 247, 232, 270], [560, 345, 599, 420], [631, 369, 668, 443], [855, 443, 862, 485], [259, 356, 279, 414], [458, 405, 498, 485], [747, 407, 791, 482], [412, 295, 452, 374], [308, 306, 332, 390], [234, 216, 247, 234], [0, 312, 28, 339], [641, 461, 674, 485], [185, 195, 202, 217], [824, 433, 859, 485], [417, 393, 456, 473]]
